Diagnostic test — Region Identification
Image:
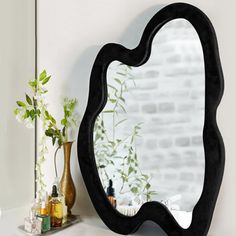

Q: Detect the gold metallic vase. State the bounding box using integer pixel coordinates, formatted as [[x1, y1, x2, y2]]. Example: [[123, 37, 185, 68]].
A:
[[60, 141, 76, 216]]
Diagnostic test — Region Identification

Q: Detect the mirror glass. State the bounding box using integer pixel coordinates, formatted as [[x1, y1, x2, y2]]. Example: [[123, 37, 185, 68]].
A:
[[93, 19, 205, 228]]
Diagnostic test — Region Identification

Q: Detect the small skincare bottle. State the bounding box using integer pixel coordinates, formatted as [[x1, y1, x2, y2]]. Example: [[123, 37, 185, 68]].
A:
[[52, 177, 67, 222], [50, 185, 63, 227], [37, 201, 51, 233], [42, 191, 50, 213], [32, 192, 41, 216], [24, 210, 42, 234], [106, 179, 117, 208]]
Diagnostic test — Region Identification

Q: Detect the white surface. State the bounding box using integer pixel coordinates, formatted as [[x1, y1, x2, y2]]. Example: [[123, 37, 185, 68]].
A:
[[0, 206, 193, 236], [0, 207, 122, 236], [37, 0, 236, 235], [0, 0, 35, 208]]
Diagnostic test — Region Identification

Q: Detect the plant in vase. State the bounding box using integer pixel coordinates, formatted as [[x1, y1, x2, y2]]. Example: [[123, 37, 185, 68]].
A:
[[14, 70, 80, 215], [44, 97, 80, 216]]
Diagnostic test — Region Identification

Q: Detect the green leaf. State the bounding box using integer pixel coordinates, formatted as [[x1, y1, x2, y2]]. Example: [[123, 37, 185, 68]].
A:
[[146, 183, 151, 190], [109, 99, 116, 103], [103, 110, 114, 113], [41, 89, 48, 94], [16, 101, 26, 107], [148, 191, 157, 195], [52, 137, 56, 145], [61, 118, 67, 126], [115, 119, 127, 127], [29, 109, 35, 120], [95, 132, 101, 141], [143, 174, 149, 180], [128, 166, 134, 175], [119, 103, 126, 113], [25, 110, 30, 118], [45, 128, 54, 137], [110, 160, 114, 165], [14, 108, 19, 115], [44, 110, 50, 118], [36, 109, 41, 116], [114, 78, 121, 84], [131, 187, 138, 194], [33, 98, 37, 107], [58, 139, 63, 147], [49, 115, 56, 124], [64, 110, 70, 117], [25, 94, 32, 105], [62, 127, 66, 137], [39, 70, 47, 81], [42, 76, 51, 85], [28, 80, 37, 88], [117, 72, 126, 76], [120, 96, 125, 103]]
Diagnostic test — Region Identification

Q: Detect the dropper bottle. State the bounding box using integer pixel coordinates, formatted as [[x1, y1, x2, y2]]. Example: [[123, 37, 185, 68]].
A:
[[106, 179, 117, 208], [50, 185, 63, 227]]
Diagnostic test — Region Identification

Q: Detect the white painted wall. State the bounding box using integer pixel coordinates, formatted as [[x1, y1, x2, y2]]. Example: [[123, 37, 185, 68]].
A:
[[0, 0, 35, 209], [37, 0, 236, 235]]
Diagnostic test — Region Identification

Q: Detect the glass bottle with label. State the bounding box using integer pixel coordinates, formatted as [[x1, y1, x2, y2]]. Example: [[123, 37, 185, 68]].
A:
[[37, 200, 51, 232], [50, 185, 63, 227]]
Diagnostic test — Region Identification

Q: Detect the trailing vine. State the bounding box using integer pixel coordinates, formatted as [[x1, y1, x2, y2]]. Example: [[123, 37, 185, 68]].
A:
[[94, 63, 156, 202]]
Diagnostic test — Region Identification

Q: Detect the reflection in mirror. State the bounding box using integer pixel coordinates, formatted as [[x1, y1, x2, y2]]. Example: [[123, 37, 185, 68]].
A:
[[93, 19, 205, 228]]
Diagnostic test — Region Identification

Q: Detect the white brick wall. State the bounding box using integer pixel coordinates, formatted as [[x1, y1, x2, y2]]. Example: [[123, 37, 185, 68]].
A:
[[103, 19, 205, 212]]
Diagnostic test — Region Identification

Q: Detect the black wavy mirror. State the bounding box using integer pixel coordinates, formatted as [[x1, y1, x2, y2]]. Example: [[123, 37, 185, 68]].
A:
[[78, 3, 224, 236], [93, 18, 205, 229]]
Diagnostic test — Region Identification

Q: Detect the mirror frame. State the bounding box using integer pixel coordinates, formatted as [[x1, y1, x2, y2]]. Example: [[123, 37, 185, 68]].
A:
[[77, 3, 224, 235]]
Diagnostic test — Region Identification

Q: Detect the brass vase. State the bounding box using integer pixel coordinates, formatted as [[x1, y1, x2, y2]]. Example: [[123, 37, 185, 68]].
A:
[[60, 141, 76, 216]]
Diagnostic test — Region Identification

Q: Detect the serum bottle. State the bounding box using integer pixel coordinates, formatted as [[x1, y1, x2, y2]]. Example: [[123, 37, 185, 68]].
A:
[[50, 185, 63, 227], [106, 179, 117, 208], [37, 200, 51, 233]]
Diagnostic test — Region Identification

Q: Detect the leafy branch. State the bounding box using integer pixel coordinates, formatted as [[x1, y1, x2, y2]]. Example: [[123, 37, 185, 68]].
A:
[[14, 70, 80, 195], [94, 63, 157, 203]]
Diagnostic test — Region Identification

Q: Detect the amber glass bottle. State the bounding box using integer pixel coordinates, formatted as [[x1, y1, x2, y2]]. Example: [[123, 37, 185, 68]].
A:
[[106, 179, 117, 208], [50, 185, 63, 227]]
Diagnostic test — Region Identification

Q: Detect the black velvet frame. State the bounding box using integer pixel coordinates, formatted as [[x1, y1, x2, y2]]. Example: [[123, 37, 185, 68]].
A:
[[77, 3, 224, 236]]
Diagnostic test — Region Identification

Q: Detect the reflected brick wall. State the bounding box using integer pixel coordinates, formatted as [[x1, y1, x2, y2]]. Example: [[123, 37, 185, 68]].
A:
[[107, 19, 205, 211]]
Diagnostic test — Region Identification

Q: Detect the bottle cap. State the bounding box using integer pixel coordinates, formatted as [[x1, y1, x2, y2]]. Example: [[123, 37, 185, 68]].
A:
[[53, 177, 62, 196], [51, 185, 58, 197], [41, 201, 47, 209], [107, 179, 115, 197]]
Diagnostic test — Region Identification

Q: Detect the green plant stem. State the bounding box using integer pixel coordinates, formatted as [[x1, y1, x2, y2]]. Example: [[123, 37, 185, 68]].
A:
[[54, 146, 61, 178]]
